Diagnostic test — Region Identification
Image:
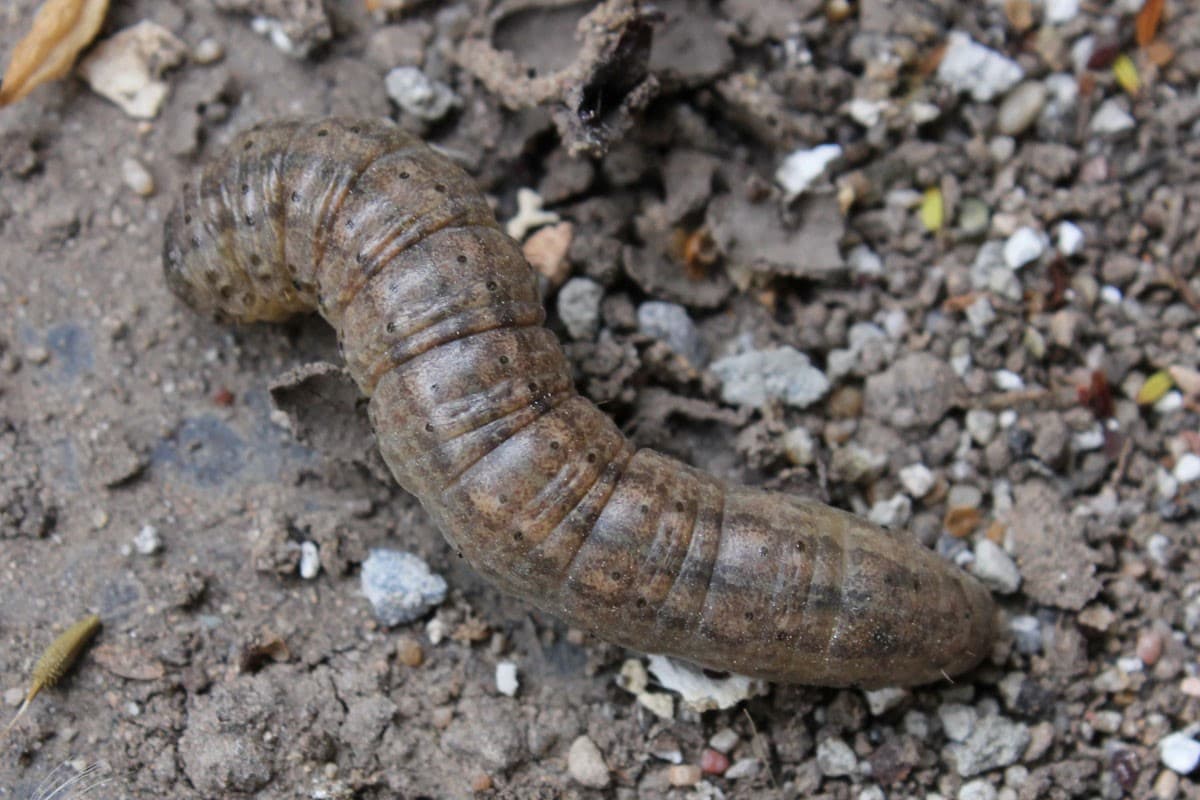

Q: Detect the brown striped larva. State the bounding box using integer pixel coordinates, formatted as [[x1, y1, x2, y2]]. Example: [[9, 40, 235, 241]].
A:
[[163, 117, 994, 688]]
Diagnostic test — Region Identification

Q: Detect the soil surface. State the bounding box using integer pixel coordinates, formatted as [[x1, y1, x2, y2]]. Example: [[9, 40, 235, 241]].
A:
[[2, 1, 1199, 798]]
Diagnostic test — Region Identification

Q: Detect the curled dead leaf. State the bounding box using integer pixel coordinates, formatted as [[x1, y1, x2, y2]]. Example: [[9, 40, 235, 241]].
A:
[[0, 0, 109, 107]]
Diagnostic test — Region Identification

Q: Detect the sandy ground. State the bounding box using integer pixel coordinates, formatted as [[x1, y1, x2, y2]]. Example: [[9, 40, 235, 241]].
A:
[[2, 0, 1200, 798]]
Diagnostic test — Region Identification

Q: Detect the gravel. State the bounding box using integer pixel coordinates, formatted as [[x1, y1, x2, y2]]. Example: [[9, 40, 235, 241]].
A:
[[775, 144, 842, 198], [360, 549, 447, 627], [1160, 730, 1200, 775], [971, 539, 1022, 594], [937, 32, 1024, 101], [557, 277, 605, 340], [567, 736, 610, 788], [710, 347, 830, 409], [384, 66, 461, 121], [816, 736, 858, 777], [636, 301, 707, 365]]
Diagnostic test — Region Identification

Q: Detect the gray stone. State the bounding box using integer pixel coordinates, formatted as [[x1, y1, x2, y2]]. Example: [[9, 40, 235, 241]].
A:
[[360, 549, 447, 626], [996, 82, 1047, 136], [568, 735, 611, 788], [1160, 730, 1200, 775], [816, 736, 857, 777], [557, 277, 605, 340], [864, 353, 961, 428], [637, 301, 707, 365], [971, 540, 1021, 594], [710, 347, 830, 409], [945, 713, 1031, 777], [384, 66, 460, 121], [1009, 615, 1043, 655], [937, 32, 1024, 101]]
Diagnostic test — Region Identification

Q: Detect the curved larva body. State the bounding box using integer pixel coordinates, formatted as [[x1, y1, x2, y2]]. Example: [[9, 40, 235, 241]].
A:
[[163, 118, 994, 688]]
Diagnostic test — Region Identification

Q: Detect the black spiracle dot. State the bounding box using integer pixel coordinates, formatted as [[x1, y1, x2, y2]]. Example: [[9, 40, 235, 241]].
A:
[[674, 501, 685, 513], [913, 577, 921, 592], [242, 140, 253, 150], [639, 504, 649, 515], [549, 441, 560, 450], [498, 355, 509, 365], [586, 452, 597, 463], [434, 183, 447, 193], [386, 321, 397, 333], [291, 192, 301, 203], [744, 611, 754, 621], [485, 280, 498, 291], [457, 550, 463, 559], [399, 171, 410, 179], [636, 598, 647, 609], [249, 254, 262, 267], [203, 269, 219, 285], [190, 235, 201, 248], [527, 381, 538, 392], [512, 530, 523, 541], [424, 423, 434, 432], [759, 545, 769, 557], [183, 214, 192, 224], [457, 254, 467, 264], [610, 570, 621, 581], [775, 631, 787, 642], [244, 213, 254, 226], [498, 495, 508, 505], [795, 540, 807, 553], [317, 128, 329, 137], [241, 183, 250, 194], [350, 125, 361, 133]]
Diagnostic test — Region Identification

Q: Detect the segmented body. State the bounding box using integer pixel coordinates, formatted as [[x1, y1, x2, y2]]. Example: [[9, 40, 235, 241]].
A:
[[163, 117, 994, 688]]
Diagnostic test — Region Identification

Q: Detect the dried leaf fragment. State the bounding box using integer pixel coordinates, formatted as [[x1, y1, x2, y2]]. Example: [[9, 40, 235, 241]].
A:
[[1136, 370, 1173, 405], [0, 0, 109, 107], [1112, 54, 1141, 95], [1136, 0, 1165, 48], [920, 187, 944, 232]]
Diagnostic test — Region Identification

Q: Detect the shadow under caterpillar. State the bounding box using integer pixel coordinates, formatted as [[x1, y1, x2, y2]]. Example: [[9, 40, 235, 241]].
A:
[[163, 117, 995, 688]]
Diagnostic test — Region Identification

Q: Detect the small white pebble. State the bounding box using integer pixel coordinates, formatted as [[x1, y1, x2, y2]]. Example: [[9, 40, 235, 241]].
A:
[[899, 464, 935, 498], [1173, 453, 1200, 483], [709, 728, 740, 754], [1155, 391, 1184, 413], [134, 524, 162, 555], [1157, 468, 1180, 500], [426, 617, 448, 645], [775, 144, 842, 199], [495, 661, 519, 697], [1072, 426, 1105, 452], [1100, 285, 1123, 305], [1003, 227, 1046, 269], [299, 541, 320, 579], [192, 37, 224, 64], [1056, 221, 1084, 256], [1160, 731, 1200, 774], [4, 687, 25, 707], [505, 188, 560, 240], [1045, 0, 1080, 23], [992, 370, 1025, 391], [863, 687, 908, 715], [24, 346, 50, 365], [121, 158, 155, 197]]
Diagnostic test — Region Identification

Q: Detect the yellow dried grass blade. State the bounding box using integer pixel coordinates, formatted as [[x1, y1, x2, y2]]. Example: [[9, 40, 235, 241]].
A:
[[1136, 370, 1174, 405], [920, 186, 944, 232], [0, 0, 110, 107], [1112, 54, 1141, 95], [1, 613, 101, 739]]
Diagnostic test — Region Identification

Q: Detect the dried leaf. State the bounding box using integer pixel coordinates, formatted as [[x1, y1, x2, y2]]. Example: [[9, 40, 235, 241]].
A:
[[1112, 54, 1141, 95], [944, 507, 982, 538], [920, 187, 944, 232], [0, 0, 109, 107], [1136, 0, 1165, 48], [1136, 370, 1174, 405], [1145, 40, 1175, 66]]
